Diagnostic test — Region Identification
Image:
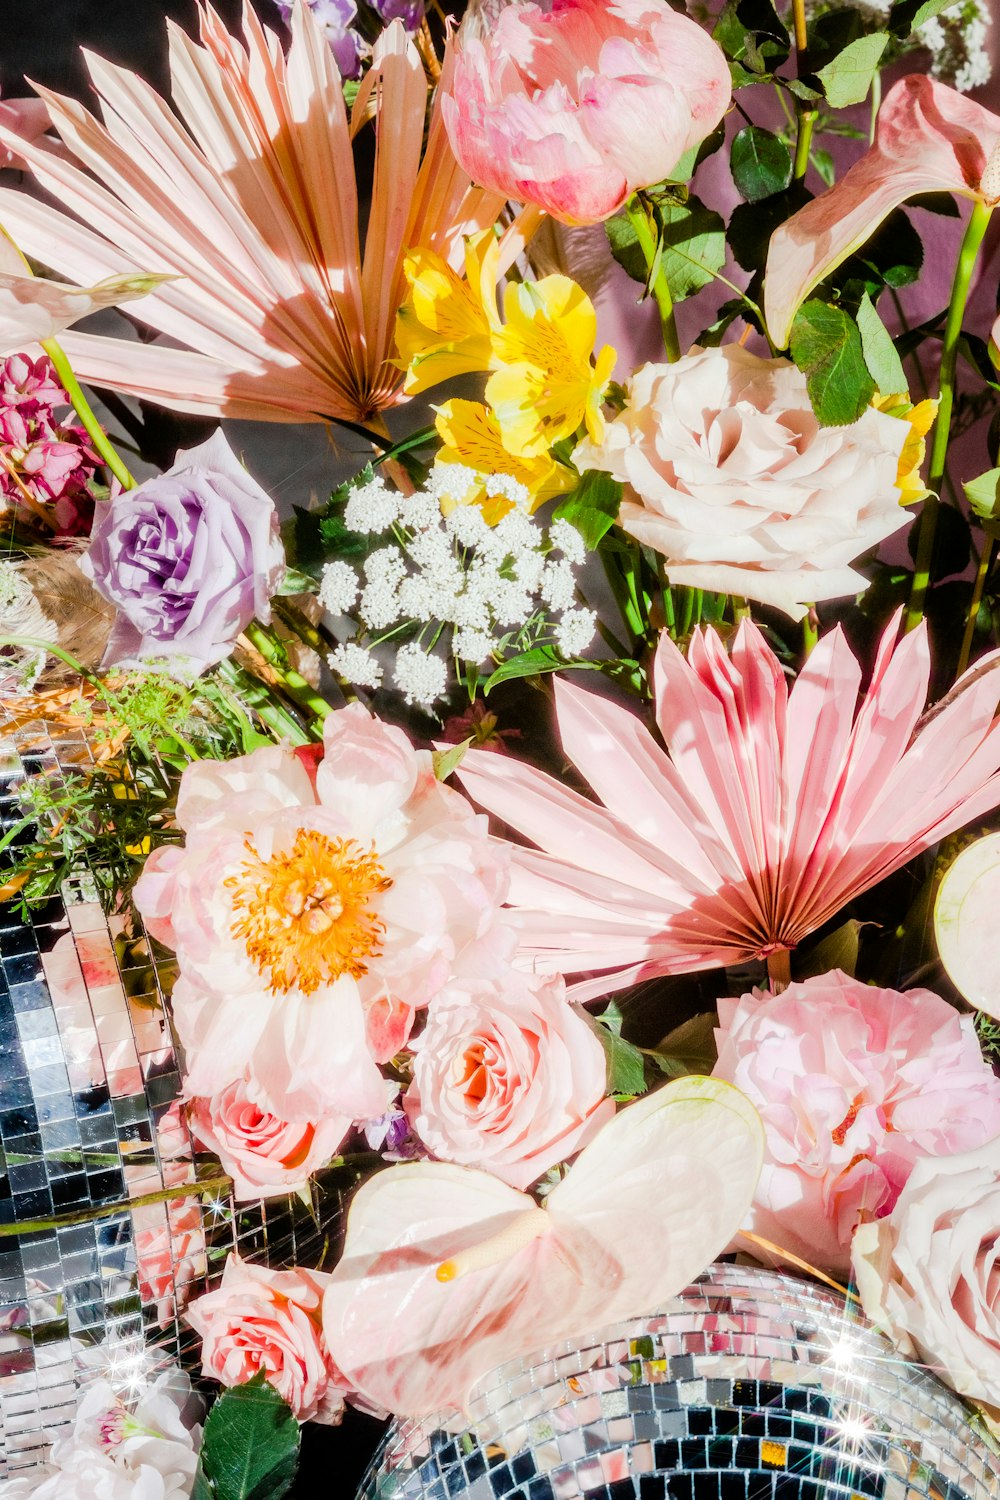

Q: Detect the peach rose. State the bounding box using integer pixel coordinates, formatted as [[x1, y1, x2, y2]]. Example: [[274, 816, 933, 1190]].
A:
[[712, 971, 1000, 1274], [187, 1078, 350, 1202], [185, 1255, 345, 1423], [403, 971, 614, 1188], [852, 1137, 1000, 1411], [574, 343, 911, 620]]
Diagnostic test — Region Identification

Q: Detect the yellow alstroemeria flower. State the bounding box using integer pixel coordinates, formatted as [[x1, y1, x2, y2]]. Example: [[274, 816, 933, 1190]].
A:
[[434, 398, 575, 524], [395, 231, 500, 395], [487, 274, 617, 457], [872, 392, 938, 504]]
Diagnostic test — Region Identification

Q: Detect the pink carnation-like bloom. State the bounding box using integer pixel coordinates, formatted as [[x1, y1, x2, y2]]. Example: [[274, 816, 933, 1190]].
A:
[[457, 615, 1000, 1003], [712, 971, 1000, 1274], [404, 971, 614, 1188], [186, 1255, 346, 1423], [442, 0, 730, 225], [132, 1164, 207, 1329], [574, 344, 911, 620], [187, 1077, 351, 1202], [0, 353, 98, 537], [135, 706, 509, 1122]]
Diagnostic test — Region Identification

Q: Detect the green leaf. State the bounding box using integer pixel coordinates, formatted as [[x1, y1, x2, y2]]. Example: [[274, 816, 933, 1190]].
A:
[[194, 1376, 300, 1500], [590, 1001, 648, 1098], [797, 919, 868, 980], [483, 646, 563, 694], [650, 1012, 719, 1079], [856, 292, 908, 396], [730, 126, 792, 203], [727, 182, 813, 274], [889, 0, 953, 38], [816, 33, 889, 107], [790, 299, 875, 425], [553, 469, 622, 550], [432, 737, 472, 782], [275, 565, 318, 597], [606, 197, 725, 305], [664, 123, 726, 185], [964, 467, 1000, 520]]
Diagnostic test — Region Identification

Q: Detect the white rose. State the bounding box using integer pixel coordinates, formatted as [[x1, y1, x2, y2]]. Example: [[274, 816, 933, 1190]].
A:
[[574, 343, 910, 620], [852, 1135, 1000, 1410]]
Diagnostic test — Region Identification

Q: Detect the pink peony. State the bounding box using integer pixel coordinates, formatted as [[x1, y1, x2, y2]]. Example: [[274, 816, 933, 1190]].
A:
[[574, 344, 911, 619], [403, 971, 614, 1189], [132, 1165, 207, 1330], [187, 1078, 351, 1202], [186, 1255, 346, 1423], [712, 971, 1000, 1274], [134, 707, 509, 1122], [442, 0, 730, 225], [852, 1137, 1000, 1411]]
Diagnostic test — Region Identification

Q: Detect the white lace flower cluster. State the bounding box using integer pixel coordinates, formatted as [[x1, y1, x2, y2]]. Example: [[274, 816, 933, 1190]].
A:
[[317, 470, 595, 708]]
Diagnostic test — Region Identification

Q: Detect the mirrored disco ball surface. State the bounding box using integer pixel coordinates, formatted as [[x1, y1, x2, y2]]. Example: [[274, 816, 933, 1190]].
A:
[[0, 709, 340, 1481], [358, 1261, 1000, 1500]]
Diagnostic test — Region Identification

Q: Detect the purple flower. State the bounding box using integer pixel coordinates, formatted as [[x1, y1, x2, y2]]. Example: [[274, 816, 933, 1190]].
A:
[[273, 0, 365, 77], [369, 0, 425, 29], [79, 431, 285, 673], [363, 1105, 422, 1161]]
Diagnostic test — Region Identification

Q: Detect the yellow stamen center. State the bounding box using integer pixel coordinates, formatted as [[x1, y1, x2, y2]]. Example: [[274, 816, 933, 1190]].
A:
[[227, 829, 392, 996]]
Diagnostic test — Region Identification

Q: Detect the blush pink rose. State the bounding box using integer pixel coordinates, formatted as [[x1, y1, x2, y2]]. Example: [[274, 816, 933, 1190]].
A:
[[574, 344, 911, 620], [187, 1078, 350, 1202], [712, 970, 1000, 1274], [403, 971, 614, 1188], [852, 1136, 1000, 1412], [132, 1164, 207, 1329], [185, 1255, 346, 1423], [443, 0, 730, 225]]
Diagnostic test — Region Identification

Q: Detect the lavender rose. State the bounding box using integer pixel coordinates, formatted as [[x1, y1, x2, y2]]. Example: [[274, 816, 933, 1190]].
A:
[[80, 431, 285, 672], [852, 1137, 1000, 1411]]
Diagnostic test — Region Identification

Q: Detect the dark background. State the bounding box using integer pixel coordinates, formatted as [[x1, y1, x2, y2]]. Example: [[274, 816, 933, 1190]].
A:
[[2, 2, 392, 1490]]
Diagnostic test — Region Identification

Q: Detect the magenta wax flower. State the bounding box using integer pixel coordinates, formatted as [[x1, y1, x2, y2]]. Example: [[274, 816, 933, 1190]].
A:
[[442, 0, 731, 225], [0, 353, 98, 536], [79, 431, 285, 673]]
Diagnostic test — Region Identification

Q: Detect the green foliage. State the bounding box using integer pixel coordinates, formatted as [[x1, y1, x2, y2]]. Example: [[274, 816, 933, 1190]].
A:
[[193, 1376, 300, 1500], [712, 0, 790, 81], [963, 467, 1000, 521], [483, 647, 602, 695], [816, 33, 889, 107], [553, 471, 623, 550], [730, 126, 792, 203], [856, 292, 908, 396], [727, 183, 812, 274], [829, 209, 924, 301], [790, 300, 875, 425], [606, 195, 726, 304], [907, 500, 971, 580], [590, 1001, 648, 1099], [888, 0, 954, 37]]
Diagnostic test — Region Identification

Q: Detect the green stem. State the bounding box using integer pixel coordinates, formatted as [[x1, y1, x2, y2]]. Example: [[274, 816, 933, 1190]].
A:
[[40, 338, 136, 492], [0, 1173, 233, 1237], [957, 532, 994, 677], [243, 618, 335, 726], [625, 196, 681, 362], [793, 109, 817, 182], [213, 657, 310, 746], [271, 598, 358, 705], [731, 595, 752, 623], [802, 606, 819, 658], [905, 199, 993, 631]]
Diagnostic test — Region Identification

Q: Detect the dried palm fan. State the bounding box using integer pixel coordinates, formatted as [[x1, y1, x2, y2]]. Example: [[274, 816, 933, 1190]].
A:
[[18, 547, 116, 679]]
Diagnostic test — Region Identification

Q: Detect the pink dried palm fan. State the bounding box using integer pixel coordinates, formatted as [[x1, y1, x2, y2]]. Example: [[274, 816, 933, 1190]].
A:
[[0, 3, 503, 426]]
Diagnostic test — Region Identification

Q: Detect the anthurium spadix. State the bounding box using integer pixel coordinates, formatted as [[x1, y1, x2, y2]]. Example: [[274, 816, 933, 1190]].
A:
[[0, 232, 166, 356], [322, 1075, 764, 1419], [764, 75, 1000, 350]]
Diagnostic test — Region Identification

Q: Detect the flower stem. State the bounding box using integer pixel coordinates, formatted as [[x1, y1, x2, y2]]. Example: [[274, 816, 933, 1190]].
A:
[[271, 597, 359, 705], [625, 196, 681, 363], [214, 657, 310, 746], [766, 947, 791, 992], [957, 531, 994, 676], [802, 606, 819, 658], [792, 109, 816, 181], [40, 337, 136, 492], [791, 0, 807, 52], [242, 619, 335, 726], [904, 199, 993, 631], [0, 1173, 233, 1237]]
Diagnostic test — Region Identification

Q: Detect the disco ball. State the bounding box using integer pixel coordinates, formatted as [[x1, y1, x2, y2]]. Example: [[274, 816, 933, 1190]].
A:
[[0, 710, 340, 1481], [358, 1260, 1000, 1500]]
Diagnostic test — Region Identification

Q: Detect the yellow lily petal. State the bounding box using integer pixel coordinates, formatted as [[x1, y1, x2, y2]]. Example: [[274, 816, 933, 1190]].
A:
[[395, 229, 500, 396], [434, 398, 574, 523], [872, 393, 938, 505]]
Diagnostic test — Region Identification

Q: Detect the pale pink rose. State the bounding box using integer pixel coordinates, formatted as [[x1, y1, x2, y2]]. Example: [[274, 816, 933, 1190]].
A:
[[403, 971, 614, 1188], [852, 1137, 1000, 1410], [133, 705, 509, 1123], [187, 1078, 350, 1201], [132, 1165, 207, 1329], [443, 0, 730, 225], [712, 971, 1000, 1274], [186, 1255, 346, 1423], [574, 344, 911, 620]]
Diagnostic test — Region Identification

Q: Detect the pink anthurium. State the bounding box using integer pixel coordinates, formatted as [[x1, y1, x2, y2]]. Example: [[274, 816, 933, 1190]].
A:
[[764, 75, 1000, 349], [322, 1075, 764, 1418]]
